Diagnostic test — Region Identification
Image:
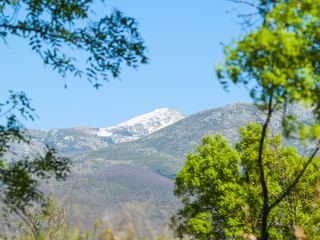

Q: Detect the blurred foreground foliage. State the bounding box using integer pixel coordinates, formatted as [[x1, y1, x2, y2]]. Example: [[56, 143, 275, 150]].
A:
[[0, 194, 169, 240], [216, 0, 320, 239], [0, 91, 70, 222]]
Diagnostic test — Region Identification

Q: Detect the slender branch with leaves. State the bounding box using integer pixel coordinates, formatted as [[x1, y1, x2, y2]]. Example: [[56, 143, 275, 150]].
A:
[[216, 0, 320, 239]]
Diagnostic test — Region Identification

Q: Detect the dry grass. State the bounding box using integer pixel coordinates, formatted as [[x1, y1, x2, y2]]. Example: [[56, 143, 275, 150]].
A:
[[0, 200, 172, 240], [293, 226, 306, 240]]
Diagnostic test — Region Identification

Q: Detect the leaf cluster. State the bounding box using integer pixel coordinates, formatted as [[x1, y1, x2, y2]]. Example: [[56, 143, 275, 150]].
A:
[[0, 91, 35, 166]]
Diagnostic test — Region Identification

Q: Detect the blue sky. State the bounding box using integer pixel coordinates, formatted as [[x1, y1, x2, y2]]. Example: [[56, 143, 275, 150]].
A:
[[1, 0, 253, 129]]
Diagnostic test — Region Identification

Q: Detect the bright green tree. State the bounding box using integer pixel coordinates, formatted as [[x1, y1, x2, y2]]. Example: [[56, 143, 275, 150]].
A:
[[0, 0, 147, 222], [172, 123, 320, 239], [217, 1, 320, 239]]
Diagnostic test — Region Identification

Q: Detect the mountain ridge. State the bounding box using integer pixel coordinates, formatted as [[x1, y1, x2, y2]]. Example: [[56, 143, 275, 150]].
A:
[[71, 102, 316, 178], [7, 107, 185, 158]]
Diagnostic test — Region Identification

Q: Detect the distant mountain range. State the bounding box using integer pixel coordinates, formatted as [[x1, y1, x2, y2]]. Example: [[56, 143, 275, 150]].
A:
[[8, 108, 185, 157], [7, 102, 317, 229], [70, 102, 316, 178]]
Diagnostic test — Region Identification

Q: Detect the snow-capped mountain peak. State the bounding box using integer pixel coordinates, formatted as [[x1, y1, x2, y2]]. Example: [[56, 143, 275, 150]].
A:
[[8, 108, 185, 157], [117, 108, 184, 129], [97, 108, 185, 142]]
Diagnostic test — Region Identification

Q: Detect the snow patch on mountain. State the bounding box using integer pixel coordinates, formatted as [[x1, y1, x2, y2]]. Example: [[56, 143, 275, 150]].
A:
[[97, 108, 185, 143], [118, 108, 183, 129]]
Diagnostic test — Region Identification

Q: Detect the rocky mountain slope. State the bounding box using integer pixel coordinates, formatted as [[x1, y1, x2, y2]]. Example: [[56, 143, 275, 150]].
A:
[[71, 102, 316, 178], [8, 108, 185, 157]]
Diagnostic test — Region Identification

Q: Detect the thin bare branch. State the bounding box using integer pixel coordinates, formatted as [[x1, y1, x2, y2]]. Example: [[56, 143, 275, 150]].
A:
[[269, 146, 319, 210]]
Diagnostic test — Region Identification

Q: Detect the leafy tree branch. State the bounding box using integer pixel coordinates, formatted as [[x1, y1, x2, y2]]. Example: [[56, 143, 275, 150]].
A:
[[217, 1, 320, 238], [0, 0, 148, 88]]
